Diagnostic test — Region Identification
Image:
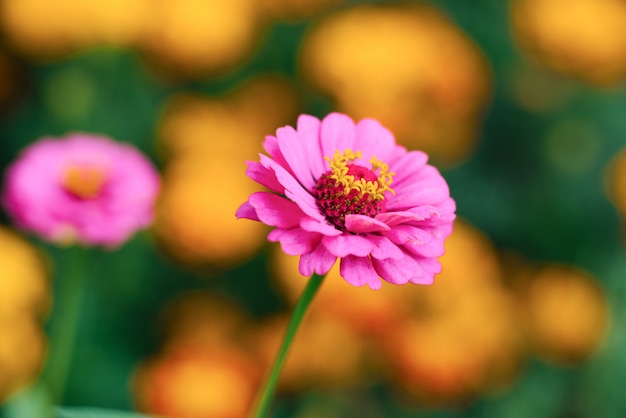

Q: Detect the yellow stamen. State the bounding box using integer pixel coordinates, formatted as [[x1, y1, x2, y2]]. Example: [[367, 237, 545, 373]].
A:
[[62, 165, 107, 199], [324, 149, 395, 201]]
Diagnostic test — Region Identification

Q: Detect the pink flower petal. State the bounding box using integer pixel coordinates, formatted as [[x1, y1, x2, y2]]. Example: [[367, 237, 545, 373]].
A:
[[354, 118, 396, 163], [299, 245, 337, 277], [409, 270, 435, 285], [276, 125, 316, 190], [260, 154, 324, 222], [300, 216, 342, 236], [435, 197, 457, 215], [402, 235, 446, 258], [372, 252, 427, 285], [245, 161, 283, 193], [389, 150, 429, 187], [387, 177, 450, 210], [322, 233, 373, 257], [344, 214, 391, 233], [2, 134, 159, 247], [320, 113, 356, 159], [235, 201, 260, 221], [383, 224, 432, 247], [418, 257, 443, 277], [263, 135, 290, 170], [249, 192, 303, 228], [340, 255, 382, 290], [268, 228, 321, 256], [297, 114, 326, 180], [368, 235, 404, 260], [237, 112, 456, 289], [375, 207, 440, 226]]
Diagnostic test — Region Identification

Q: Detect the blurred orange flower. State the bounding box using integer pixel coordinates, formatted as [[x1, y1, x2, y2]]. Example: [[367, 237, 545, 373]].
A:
[[0, 314, 47, 403], [300, 4, 491, 165], [271, 220, 524, 402], [154, 77, 299, 267], [511, 0, 626, 86], [135, 344, 260, 418], [134, 293, 261, 418], [247, 313, 371, 391], [383, 221, 523, 403], [515, 265, 609, 364], [271, 246, 405, 338]]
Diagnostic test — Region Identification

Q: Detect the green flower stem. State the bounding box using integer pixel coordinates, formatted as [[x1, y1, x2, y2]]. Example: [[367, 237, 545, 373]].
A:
[[249, 273, 326, 418], [45, 247, 90, 406]]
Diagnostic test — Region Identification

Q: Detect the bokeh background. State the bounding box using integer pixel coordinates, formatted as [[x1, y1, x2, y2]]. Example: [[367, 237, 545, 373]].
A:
[[1, 0, 626, 417]]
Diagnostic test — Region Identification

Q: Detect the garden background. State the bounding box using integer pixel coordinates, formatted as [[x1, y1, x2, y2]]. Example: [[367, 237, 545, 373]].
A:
[[1, 0, 626, 417]]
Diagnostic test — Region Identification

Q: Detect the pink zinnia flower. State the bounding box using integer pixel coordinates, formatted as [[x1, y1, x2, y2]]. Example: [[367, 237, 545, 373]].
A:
[[236, 113, 456, 289], [2, 133, 160, 247]]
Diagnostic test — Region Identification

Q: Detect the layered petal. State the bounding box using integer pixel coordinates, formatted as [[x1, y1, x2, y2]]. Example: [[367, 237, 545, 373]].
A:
[[235, 201, 260, 222], [388, 176, 450, 210], [388, 150, 429, 187], [276, 125, 316, 190], [320, 113, 356, 160], [322, 234, 373, 258], [299, 245, 337, 277], [268, 228, 321, 256], [383, 224, 433, 247], [245, 160, 283, 193], [354, 118, 397, 163], [368, 235, 404, 260], [237, 112, 456, 289], [345, 214, 391, 233], [248, 192, 303, 228], [340, 255, 382, 290], [296, 114, 326, 180], [372, 251, 428, 285], [259, 154, 324, 222], [300, 216, 342, 236]]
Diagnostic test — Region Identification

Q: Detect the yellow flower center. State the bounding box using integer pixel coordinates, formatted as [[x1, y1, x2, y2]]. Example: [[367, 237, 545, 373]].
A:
[[61, 165, 107, 199]]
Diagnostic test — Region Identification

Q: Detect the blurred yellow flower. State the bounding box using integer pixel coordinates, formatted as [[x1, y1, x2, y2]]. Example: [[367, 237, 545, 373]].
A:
[[0, 227, 49, 402], [154, 78, 298, 267], [136, 0, 263, 78], [0, 227, 50, 318], [0, 0, 147, 58], [516, 265, 609, 364], [511, 0, 626, 86], [155, 158, 269, 267], [300, 4, 491, 165]]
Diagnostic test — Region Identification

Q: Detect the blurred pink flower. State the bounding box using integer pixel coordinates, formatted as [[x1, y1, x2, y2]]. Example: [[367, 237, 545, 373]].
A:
[[2, 133, 160, 247], [237, 113, 455, 289]]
